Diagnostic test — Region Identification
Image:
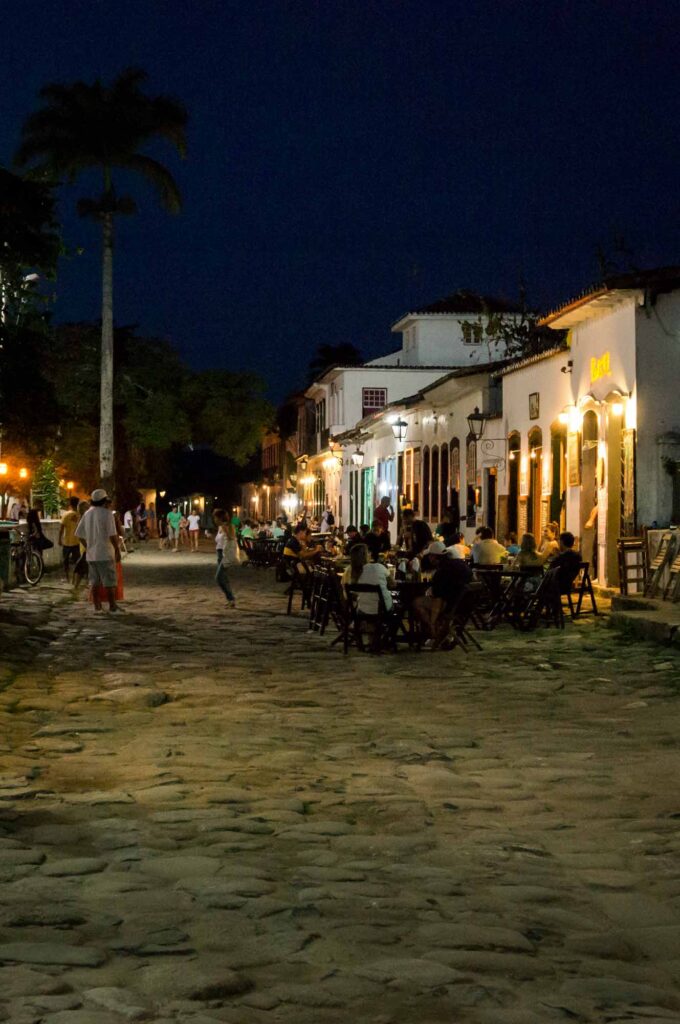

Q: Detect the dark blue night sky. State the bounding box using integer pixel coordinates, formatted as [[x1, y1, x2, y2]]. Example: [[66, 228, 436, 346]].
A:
[[2, 0, 678, 398]]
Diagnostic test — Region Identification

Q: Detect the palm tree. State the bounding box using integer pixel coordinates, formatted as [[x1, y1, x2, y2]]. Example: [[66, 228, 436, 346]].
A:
[[15, 68, 187, 491]]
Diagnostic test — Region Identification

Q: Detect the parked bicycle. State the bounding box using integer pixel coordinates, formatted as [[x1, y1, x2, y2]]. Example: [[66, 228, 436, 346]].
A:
[[10, 532, 44, 586]]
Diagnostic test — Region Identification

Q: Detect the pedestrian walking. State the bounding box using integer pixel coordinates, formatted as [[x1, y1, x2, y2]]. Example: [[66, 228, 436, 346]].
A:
[[215, 518, 238, 608], [166, 505, 181, 551], [59, 495, 81, 582], [74, 488, 122, 613], [188, 509, 201, 550], [72, 500, 90, 597], [179, 513, 189, 548]]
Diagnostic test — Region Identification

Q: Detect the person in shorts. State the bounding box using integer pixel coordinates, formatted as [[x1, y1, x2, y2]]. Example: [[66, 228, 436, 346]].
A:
[[166, 506, 181, 551], [188, 509, 201, 551], [75, 489, 122, 613], [59, 495, 81, 582]]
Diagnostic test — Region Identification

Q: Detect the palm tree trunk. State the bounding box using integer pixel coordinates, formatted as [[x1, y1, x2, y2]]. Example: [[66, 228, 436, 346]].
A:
[[100, 210, 114, 491]]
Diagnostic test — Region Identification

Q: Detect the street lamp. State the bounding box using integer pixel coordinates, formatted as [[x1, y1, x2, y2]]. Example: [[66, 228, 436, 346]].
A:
[[351, 448, 365, 467], [466, 407, 486, 441], [19, 468, 28, 479], [390, 419, 408, 444], [0, 464, 7, 476], [299, 456, 308, 472]]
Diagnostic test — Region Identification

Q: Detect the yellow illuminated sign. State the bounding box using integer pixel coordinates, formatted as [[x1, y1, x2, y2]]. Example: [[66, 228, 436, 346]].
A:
[[590, 351, 611, 382]]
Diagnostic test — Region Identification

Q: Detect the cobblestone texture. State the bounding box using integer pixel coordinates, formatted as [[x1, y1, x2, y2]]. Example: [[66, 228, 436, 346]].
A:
[[0, 546, 680, 1023]]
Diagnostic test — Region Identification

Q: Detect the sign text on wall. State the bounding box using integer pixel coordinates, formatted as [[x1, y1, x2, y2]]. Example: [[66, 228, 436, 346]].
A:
[[590, 351, 611, 383]]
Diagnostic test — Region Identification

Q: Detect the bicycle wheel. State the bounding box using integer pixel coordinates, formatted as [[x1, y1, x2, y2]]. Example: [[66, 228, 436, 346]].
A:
[[24, 549, 44, 586]]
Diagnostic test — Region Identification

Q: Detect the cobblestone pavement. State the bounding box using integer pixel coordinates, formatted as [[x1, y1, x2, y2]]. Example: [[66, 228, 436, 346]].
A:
[[1, 546, 680, 1024]]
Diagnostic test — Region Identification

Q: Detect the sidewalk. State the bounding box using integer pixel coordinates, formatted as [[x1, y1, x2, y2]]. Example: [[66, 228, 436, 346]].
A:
[[610, 594, 680, 646]]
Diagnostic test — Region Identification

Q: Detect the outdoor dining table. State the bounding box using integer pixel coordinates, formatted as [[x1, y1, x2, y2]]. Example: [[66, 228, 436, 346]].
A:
[[472, 565, 541, 628]]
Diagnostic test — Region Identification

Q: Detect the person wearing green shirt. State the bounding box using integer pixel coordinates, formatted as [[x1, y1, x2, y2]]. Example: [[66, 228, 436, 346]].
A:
[[166, 507, 182, 552]]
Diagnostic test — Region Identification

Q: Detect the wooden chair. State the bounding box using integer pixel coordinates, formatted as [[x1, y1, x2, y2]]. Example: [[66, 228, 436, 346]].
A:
[[343, 584, 397, 654], [663, 547, 680, 601], [438, 585, 483, 653], [285, 559, 313, 615], [617, 537, 647, 596], [308, 566, 332, 633], [563, 562, 598, 618], [514, 568, 565, 632], [645, 532, 678, 597]]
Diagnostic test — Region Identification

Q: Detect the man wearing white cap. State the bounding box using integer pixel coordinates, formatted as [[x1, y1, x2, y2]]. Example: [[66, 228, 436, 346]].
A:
[[75, 489, 122, 613], [414, 540, 471, 648]]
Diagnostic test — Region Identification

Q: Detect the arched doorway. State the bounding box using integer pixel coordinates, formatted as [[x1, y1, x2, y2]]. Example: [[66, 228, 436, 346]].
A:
[[422, 447, 430, 519], [440, 443, 449, 519], [550, 422, 567, 529], [466, 438, 477, 526], [450, 438, 461, 528], [507, 432, 521, 535], [581, 409, 598, 577], [527, 427, 543, 535], [431, 445, 440, 524]]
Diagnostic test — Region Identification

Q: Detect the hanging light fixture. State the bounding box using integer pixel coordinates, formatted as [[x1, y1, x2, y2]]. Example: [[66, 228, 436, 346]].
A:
[[351, 448, 365, 467], [466, 407, 486, 441], [299, 455, 308, 472], [391, 418, 408, 444]]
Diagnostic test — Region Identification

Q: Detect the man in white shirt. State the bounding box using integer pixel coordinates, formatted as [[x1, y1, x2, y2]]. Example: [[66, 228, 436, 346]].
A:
[[75, 489, 121, 613], [471, 527, 507, 565]]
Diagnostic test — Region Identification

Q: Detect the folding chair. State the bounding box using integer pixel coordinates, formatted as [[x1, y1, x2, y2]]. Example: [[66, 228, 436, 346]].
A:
[[285, 560, 313, 615], [645, 532, 678, 597], [343, 584, 397, 654], [439, 585, 483, 652], [564, 562, 598, 618], [514, 568, 564, 632]]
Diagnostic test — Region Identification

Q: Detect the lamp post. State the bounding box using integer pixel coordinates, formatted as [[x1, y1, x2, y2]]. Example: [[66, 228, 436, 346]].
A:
[[466, 407, 486, 442], [390, 418, 408, 445]]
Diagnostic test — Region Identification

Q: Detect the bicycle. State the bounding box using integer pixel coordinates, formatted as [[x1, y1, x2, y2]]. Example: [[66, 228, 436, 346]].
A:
[[10, 532, 45, 586]]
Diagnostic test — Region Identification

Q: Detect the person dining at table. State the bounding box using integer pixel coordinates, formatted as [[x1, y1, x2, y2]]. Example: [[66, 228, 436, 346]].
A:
[[435, 507, 459, 546], [342, 542, 393, 615], [538, 524, 560, 563], [550, 531, 582, 595], [446, 530, 470, 559], [398, 508, 432, 558], [471, 527, 507, 565], [413, 541, 472, 649], [365, 519, 391, 560], [512, 532, 544, 571], [343, 524, 362, 553], [283, 523, 323, 562]]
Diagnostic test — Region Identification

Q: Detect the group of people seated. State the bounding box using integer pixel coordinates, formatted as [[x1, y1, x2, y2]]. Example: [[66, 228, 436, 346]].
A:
[[280, 500, 584, 651]]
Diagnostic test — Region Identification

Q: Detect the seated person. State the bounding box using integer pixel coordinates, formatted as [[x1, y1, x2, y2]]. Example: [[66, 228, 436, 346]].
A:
[[359, 523, 370, 540], [398, 508, 433, 558], [283, 524, 323, 562], [271, 519, 286, 539], [435, 508, 459, 546], [365, 519, 391, 560], [504, 532, 521, 556], [240, 520, 255, 539], [343, 525, 362, 553], [471, 527, 507, 565], [512, 532, 544, 571], [538, 524, 560, 563], [550, 531, 582, 594], [446, 530, 470, 559], [413, 541, 472, 647], [342, 543, 393, 615]]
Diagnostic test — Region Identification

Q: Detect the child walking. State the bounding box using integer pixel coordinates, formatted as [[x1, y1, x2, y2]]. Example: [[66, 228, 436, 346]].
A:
[[215, 519, 238, 607]]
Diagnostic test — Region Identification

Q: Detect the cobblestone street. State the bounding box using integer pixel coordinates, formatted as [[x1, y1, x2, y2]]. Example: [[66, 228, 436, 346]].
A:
[[1, 547, 680, 1023]]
